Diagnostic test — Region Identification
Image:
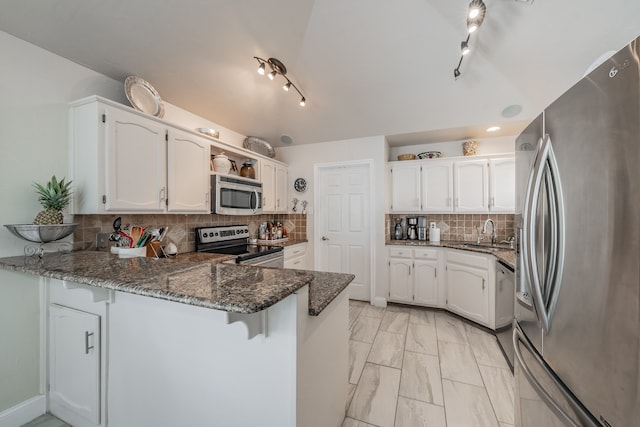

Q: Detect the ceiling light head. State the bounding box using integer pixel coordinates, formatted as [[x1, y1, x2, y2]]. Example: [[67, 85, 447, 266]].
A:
[[257, 62, 266, 75], [283, 82, 291, 92], [299, 97, 306, 107], [468, 0, 486, 20], [454, 68, 461, 79], [268, 70, 277, 80], [466, 18, 480, 33], [461, 41, 470, 55], [487, 126, 501, 132]]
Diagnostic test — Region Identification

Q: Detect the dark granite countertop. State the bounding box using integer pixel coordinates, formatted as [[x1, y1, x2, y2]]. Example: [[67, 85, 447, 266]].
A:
[[386, 239, 516, 270], [0, 251, 335, 315], [256, 238, 308, 248], [305, 271, 355, 316]]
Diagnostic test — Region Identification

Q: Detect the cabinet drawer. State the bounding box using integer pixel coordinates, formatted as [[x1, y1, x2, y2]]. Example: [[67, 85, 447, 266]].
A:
[[446, 250, 490, 269], [284, 243, 307, 259], [389, 246, 412, 258], [413, 248, 439, 260]]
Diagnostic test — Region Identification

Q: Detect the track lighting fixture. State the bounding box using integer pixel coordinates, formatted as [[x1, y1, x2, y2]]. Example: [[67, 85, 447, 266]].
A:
[[254, 56, 307, 107], [453, 1, 486, 80]]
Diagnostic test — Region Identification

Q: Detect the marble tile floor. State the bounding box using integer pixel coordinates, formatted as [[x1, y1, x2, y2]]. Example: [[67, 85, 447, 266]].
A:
[[344, 301, 515, 427]]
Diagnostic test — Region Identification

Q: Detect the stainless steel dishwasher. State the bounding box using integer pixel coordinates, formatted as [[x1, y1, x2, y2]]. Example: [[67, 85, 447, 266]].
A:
[[495, 260, 515, 371]]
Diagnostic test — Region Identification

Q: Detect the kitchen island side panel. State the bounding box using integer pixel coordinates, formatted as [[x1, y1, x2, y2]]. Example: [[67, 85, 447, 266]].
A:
[[107, 290, 298, 427]]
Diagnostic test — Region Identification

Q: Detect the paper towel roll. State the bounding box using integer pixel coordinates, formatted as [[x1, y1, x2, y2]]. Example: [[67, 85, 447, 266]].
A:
[[429, 227, 440, 243]]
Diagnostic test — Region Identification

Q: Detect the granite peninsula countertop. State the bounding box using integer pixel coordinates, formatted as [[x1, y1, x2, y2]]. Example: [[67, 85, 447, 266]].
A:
[[386, 239, 515, 270], [0, 251, 353, 316]]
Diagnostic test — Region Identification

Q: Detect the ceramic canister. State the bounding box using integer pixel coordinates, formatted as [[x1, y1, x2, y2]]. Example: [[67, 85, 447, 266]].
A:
[[212, 153, 232, 174]]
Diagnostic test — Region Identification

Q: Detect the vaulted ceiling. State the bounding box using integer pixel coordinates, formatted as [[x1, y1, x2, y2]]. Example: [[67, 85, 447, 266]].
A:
[[1, 0, 639, 146]]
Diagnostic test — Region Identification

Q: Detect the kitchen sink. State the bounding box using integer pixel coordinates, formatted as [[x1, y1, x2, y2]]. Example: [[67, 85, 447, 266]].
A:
[[452, 243, 513, 252]]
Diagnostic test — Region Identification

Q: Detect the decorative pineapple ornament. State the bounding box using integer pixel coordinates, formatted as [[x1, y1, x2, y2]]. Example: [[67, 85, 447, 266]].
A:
[[33, 176, 72, 225]]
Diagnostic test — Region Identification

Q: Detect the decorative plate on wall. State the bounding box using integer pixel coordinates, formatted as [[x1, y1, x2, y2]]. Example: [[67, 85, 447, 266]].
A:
[[294, 177, 307, 193]]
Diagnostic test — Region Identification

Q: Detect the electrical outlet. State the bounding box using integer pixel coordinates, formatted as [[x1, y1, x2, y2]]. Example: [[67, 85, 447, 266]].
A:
[[96, 233, 111, 249]]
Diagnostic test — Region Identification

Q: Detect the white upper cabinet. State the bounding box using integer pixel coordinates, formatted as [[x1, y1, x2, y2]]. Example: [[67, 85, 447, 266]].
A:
[[454, 159, 489, 212], [489, 157, 515, 212], [167, 129, 210, 212], [70, 96, 277, 215], [275, 164, 288, 212], [260, 159, 288, 213], [422, 161, 453, 212], [261, 160, 276, 212], [388, 154, 514, 214], [389, 163, 422, 212], [104, 106, 167, 212]]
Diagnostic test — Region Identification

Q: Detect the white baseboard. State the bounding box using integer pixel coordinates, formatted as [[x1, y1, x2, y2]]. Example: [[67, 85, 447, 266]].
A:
[[372, 296, 387, 307], [0, 395, 46, 427]]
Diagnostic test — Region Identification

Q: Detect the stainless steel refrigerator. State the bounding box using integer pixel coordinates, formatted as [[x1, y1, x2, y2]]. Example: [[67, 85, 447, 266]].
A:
[[514, 36, 640, 427]]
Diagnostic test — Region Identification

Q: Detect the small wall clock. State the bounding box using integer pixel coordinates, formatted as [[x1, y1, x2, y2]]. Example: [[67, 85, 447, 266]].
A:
[[294, 177, 307, 193]]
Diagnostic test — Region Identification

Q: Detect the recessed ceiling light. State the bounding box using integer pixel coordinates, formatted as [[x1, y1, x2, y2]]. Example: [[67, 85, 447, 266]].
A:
[[487, 126, 501, 132]]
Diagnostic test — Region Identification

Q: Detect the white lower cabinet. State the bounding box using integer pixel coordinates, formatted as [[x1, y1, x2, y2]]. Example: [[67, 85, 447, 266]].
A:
[[386, 246, 498, 328], [445, 250, 495, 328], [388, 246, 440, 306], [48, 278, 111, 427], [284, 242, 307, 269], [49, 305, 101, 426]]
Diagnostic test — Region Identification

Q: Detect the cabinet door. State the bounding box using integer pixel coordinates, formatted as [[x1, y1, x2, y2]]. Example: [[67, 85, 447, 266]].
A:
[[49, 304, 101, 425], [489, 157, 515, 212], [390, 164, 421, 212], [167, 129, 210, 212], [275, 165, 288, 212], [261, 160, 276, 212], [422, 161, 453, 212], [389, 258, 412, 302], [104, 107, 167, 211], [454, 160, 489, 212], [446, 263, 489, 325], [413, 260, 438, 306]]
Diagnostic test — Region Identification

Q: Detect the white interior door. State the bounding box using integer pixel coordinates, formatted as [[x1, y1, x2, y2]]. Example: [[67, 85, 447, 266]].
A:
[[316, 163, 371, 301]]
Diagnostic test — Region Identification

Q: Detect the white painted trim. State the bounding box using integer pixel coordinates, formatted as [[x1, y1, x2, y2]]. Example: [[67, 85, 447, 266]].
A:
[[39, 277, 47, 397], [372, 297, 387, 308], [314, 159, 376, 304], [0, 395, 46, 427]]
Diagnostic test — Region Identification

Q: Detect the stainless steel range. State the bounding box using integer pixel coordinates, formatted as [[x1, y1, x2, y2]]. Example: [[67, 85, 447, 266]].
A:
[[195, 225, 284, 268]]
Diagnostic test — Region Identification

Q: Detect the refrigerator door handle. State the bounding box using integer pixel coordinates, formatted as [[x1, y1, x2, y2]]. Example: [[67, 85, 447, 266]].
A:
[[513, 327, 598, 427], [522, 134, 565, 332]]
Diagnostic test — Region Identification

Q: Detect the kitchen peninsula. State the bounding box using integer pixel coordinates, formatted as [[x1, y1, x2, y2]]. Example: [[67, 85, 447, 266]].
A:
[[0, 251, 354, 427]]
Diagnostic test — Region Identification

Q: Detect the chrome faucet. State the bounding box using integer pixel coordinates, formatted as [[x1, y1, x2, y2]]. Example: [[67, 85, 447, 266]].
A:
[[482, 218, 497, 245]]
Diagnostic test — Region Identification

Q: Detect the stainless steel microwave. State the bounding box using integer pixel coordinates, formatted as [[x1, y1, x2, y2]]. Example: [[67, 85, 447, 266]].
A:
[[211, 174, 263, 215]]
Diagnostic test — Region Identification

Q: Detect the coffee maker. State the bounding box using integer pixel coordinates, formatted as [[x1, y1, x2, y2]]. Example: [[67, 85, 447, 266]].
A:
[[406, 217, 418, 240], [417, 217, 428, 241]]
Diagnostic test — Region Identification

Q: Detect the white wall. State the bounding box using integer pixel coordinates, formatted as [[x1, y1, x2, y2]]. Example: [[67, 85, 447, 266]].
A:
[[390, 135, 515, 160], [0, 31, 126, 413], [277, 136, 388, 304], [0, 30, 252, 415]]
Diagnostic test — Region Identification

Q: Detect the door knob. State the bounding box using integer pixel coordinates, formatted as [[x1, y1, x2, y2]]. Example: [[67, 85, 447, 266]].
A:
[[321, 236, 329, 241]]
